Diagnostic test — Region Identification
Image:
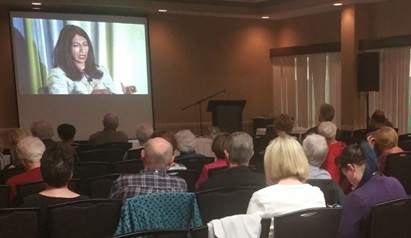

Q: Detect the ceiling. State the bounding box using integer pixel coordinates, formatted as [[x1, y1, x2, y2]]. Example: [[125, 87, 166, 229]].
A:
[[0, 0, 389, 20]]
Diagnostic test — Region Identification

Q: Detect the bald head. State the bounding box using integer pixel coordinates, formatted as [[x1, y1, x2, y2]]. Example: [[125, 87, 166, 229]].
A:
[[103, 112, 119, 129], [142, 137, 173, 169]]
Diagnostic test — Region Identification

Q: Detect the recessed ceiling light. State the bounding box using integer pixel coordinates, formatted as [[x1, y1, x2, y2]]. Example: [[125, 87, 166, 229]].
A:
[[32, 2, 42, 6], [32, 7, 41, 10], [333, 2, 342, 6], [158, 9, 167, 13], [262, 16, 269, 19]]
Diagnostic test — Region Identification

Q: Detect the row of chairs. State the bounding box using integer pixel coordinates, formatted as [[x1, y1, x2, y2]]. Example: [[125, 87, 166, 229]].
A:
[[2, 196, 409, 238]]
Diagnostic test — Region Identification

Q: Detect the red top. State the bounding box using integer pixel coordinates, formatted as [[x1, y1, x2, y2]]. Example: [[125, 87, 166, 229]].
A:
[[195, 158, 227, 190], [6, 167, 43, 200], [322, 141, 346, 183]]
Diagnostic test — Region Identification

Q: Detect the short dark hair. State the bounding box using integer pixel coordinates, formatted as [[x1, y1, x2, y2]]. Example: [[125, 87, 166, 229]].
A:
[[319, 103, 335, 121], [40, 143, 74, 188], [274, 114, 294, 134], [335, 143, 365, 169], [57, 124, 76, 141], [211, 133, 229, 159], [371, 109, 386, 124]]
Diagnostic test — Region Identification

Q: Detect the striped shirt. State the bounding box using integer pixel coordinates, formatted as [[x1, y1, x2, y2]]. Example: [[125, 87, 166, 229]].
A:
[[109, 168, 187, 200]]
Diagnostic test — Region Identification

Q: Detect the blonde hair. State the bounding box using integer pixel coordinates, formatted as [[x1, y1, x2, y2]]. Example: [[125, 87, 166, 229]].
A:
[[264, 135, 309, 185], [373, 126, 398, 150]]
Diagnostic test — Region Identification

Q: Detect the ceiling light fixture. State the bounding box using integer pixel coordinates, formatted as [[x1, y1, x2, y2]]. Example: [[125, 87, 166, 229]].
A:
[[262, 16, 269, 19], [333, 2, 342, 6], [158, 9, 167, 13], [32, 2, 42, 6]]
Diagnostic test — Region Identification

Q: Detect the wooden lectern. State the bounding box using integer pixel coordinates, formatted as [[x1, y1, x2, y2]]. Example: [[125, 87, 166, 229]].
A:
[[207, 100, 246, 133]]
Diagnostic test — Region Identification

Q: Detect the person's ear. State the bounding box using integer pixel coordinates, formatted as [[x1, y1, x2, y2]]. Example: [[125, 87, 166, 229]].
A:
[[346, 163, 355, 172], [170, 156, 175, 165], [141, 149, 145, 161], [224, 150, 229, 160]]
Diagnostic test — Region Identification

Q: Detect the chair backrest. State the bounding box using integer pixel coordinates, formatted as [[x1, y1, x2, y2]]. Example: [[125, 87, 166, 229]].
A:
[[96, 142, 132, 152], [398, 133, 411, 143], [75, 144, 96, 154], [306, 179, 345, 206], [370, 197, 411, 238], [274, 207, 342, 238], [167, 169, 198, 192], [127, 147, 143, 160], [79, 149, 124, 163], [191, 225, 208, 238], [0, 167, 25, 184], [208, 166, 228, 177], [46, 199, 122, 238], [260, 218, 271, 238], [0, 207, 40, 238], [15, 180, 46, 206], [195, 187, 260, 223], [73, 161, 110, 180], [115, 192, 202, 235], [398, 140, 411, 152], [86, 174, 120, 198], [112, 159, 144, 174], [0, 185, 10, 208], [112, 228, 189, 238], [386, 152, 411, 194], [177, 156, 214, 171]]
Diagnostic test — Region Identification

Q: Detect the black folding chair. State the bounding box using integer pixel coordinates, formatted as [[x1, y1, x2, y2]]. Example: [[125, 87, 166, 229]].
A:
[[0, 207, 40, 238], [96, 142, 132, 152], [176, 156, 214, 171], [306, 179, 345, 206], [79, 149, 124, 163], [273, 207, 342, 238], [127, 147, 143, 160], [0, 185, 10, 208], [370, 197, 411, 238], [386, 152, 411, 195], [208, 166, 228, 177], [112, 159, 144, 174], [167, 169, 198, 192], [0, 167, 25, 184], [86, 174, 120, 198], [195, 187, 260, 223], [46, 199, 122, 238], [112, 228, 189, 238]]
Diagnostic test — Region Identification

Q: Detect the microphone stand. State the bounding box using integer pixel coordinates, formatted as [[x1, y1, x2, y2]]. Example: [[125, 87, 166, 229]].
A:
[[182, 89, 226, 136]]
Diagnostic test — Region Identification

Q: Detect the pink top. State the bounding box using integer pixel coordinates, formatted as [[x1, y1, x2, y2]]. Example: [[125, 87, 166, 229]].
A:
[[195, 158, 227, 190]]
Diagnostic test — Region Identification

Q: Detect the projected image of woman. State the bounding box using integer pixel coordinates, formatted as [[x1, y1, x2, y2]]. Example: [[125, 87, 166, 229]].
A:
[[48, 25, 136, 94]]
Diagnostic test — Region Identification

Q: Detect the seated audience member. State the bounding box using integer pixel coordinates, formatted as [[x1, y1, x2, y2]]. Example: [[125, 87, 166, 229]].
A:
[[247, 135, 325, 238], [273, 113, 294, 136], [195, 133, 229, 190], [368, 109, 394, 130], [199, 132, 265, 191], [109, 137, 187, 200], [150, 130, 186, 171], [22, 143, 88, 207], [335, 142, 406, 238], [0, 138, 5, 167], [31, 120, 56, 150], [89, 112, 128, 145], [302, 134, 331, 179], [57, 123, 77, 146], [8, 128, 32, 168], [135, 123, 154, 147], [57, 123, 79, 161], [318, 121, 346, 183], [306, 103, 341, 139], [174, 129, 205, 160], [122, 122, 154, 160], [369, 126, 403, 174], [6, 137, 45, 201]]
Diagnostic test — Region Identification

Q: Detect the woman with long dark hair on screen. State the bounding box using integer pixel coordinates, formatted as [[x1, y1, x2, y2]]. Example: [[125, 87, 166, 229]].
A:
[[48, 25, 136, 94]]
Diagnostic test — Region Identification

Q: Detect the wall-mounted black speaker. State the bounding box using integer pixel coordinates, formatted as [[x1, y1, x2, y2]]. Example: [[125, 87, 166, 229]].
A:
[[357, 52, 380, 92]]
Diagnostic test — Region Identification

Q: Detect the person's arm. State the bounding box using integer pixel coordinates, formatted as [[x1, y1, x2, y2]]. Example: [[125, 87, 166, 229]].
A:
[[48, 68, 70, 94], [337, 194, 367, 238]]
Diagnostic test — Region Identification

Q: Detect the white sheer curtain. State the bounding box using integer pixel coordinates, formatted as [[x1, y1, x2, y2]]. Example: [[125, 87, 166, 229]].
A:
[[272, 52, 341, 128], [369, 47, 411, 134]]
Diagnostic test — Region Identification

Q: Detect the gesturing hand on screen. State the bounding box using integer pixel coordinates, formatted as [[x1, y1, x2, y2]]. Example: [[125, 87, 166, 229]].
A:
[[91, 84, 111, 94], [121, 82, 137, 94]]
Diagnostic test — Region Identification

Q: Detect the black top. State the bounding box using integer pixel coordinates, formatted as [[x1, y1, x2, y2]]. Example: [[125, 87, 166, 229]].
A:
[[22, 194, 89, 208], [199, 166, 266, 191]]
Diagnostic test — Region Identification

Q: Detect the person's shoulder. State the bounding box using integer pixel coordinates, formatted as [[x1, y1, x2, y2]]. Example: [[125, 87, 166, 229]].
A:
[[199, 175, 223, 191], [48, 67, 68, 78]]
